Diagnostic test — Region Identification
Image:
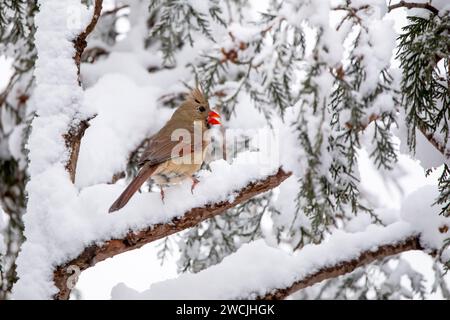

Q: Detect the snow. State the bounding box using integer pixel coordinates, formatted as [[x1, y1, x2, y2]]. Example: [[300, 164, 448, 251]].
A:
[[8, 124, 27, 169], [0, 208, 5, 256], [75, 74, 169, 187], [110, 221, 417, 299], [112, 184, 450, 299], [403, 0, 450, 18], [12, 0, 284, 300], [271, 176, 311, 236], [401, 185, 450, 258], [8, 0, 449, 300], [81, 52, 155, 87], [0, 56, 13, 91], [356, 19, 396, 95], [394, 110, 448, 169], [16, 135, 281, 299]]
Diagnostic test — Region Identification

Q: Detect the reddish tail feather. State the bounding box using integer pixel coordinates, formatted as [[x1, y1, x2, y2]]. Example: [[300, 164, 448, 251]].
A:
[[108, 164, 156, 213]]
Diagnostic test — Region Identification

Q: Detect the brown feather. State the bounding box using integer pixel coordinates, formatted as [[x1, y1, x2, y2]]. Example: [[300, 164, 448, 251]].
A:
[[109, 164, 157, 213]]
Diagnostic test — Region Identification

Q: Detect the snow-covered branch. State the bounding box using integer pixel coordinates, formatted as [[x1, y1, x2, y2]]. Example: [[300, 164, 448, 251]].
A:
[[111, 223, 425, 299], [65, 0, 103, 183], [418, 127, 450, 161], [53, 168, 291, 299], [111, 185, 450, 300], [261, 235, 422, 299], [73, 0, 103, 75]]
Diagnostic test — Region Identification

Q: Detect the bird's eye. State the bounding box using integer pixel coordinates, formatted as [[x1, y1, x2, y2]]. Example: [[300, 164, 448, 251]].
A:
[[198, 106, 206, 112], [194, 99, 201, 104]]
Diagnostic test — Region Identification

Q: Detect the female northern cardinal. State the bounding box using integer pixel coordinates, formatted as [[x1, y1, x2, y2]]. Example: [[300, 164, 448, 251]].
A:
[[108, 88, 221, 213]]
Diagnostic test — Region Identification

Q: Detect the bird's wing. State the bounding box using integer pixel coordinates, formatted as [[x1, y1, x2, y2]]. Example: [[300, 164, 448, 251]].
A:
[[138, 127, 196, 166]]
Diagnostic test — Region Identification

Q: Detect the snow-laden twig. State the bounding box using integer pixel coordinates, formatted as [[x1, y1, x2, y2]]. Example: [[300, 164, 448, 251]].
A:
[[53, 168, 291, 299], [388, 1, 440, 15], [65, 0, 103, 183], [418, 127, 450, 161], [73, 0, 103, 77]]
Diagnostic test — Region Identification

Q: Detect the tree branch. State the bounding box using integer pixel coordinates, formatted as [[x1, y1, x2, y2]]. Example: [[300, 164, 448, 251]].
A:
[[102, 4, 129, 16], [73, 0, 103, 77], [53, 168, 292, 300], [388, 1, 439, 15], [63, 118, 93, 183], [111, 224, 433, 300], [418, 126, 450, 161], [262, 236, 423, 299], [64, 0, 103, 183]]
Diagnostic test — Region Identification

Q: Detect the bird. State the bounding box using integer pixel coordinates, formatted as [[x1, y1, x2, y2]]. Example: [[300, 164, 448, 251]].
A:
[[108, 88, 221, 213]]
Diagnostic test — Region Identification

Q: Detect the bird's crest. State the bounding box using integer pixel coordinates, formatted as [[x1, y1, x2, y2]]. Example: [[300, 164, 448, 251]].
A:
[[188, 87, 208, 105]]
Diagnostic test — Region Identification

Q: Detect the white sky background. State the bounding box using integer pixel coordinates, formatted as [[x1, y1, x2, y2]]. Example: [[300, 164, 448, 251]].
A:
[[0, 1, 446, 299]]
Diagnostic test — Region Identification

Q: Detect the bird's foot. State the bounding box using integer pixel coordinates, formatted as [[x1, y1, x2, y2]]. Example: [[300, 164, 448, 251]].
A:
[[191, 177, 200, 194], [160, 187, 165, 204]]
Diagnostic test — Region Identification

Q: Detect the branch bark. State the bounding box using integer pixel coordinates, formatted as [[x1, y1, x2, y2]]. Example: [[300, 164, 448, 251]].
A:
[[73, 0, 103, 78], [53, 168, 292, 300], [388, 1, 439, 15], [418, 126, 450, 161], [64, 0, 103, 183], [261, 236, 423, 299]]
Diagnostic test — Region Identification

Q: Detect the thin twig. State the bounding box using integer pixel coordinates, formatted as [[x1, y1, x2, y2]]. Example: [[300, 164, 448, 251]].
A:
[[418, 126, 450, 160], [388, 1, 439, 15], [73, 0, 103, 79]]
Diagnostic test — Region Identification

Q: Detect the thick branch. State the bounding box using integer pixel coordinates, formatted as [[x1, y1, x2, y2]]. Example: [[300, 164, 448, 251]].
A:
[[388, 1, 439, 15], [53, 168, 292, 300], [262, 236, 423, 299]]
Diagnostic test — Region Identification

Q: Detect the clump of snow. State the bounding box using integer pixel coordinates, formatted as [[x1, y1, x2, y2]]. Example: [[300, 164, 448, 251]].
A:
[[82, 52, 154, 87], [400, 185, 450, 258], [75, 74, 171, 187], [271, 176, 311, 235], [227, 23, 262, 45], [356, 19, 396, 95], [394, 110, 448, 169]]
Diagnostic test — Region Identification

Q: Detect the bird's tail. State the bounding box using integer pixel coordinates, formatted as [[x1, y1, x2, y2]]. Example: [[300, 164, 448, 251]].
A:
[[109, 164, 156, 213]]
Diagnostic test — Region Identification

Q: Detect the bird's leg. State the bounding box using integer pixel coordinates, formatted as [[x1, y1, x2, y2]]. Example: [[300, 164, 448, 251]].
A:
[[160, 186, 165, 204], [191, 177, 200, 194]]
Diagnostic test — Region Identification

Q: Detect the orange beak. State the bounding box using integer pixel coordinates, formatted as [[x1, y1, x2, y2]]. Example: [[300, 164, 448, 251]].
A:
[[207, 110, 221, 125]]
